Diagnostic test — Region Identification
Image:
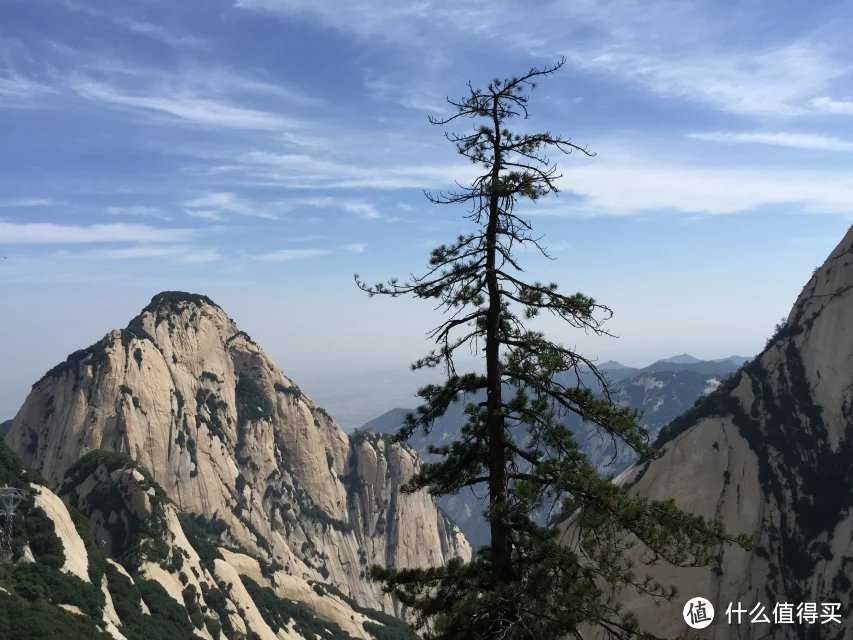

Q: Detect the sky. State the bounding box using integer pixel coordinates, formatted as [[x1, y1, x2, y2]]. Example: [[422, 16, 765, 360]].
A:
[[1, 0, 852, 428]]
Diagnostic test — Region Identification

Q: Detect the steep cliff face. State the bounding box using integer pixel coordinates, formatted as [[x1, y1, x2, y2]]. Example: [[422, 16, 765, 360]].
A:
[[588, 227, 853, 638], [6, 292, 469, 617], [0, 440, 418, 640]]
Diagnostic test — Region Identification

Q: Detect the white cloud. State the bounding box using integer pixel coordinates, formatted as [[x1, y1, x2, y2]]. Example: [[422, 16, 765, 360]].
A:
[[105, 205, 170, 218], [363, 71, 449, 113], [566, 41, 846, 117], [0, 73, 57, 104], [258, 248, 331, 261], [235, 0, 850, 118], [235, 0, 439, 41], [343, 243, 366, 254], [70, 78, 298, 131], [115, 18, 205, 49], [89, 61, 322, 107], [341, 202, 383, 220], [183, 192, 280, 219], [811, 96, 853, 116], [0, 222, 196, 244], [688, 131, 853, 152], [184, 193, 237, 209], [542, 160, 853, 217], [296, 196, 384, 219], [1, 54, 318, 134], [205, 151, 479, 191], [0, 198, 62, 208], [52, 2, 205, 49], [186, 210, 225, 221], [191, 67, 323, 107], [78, 244, 221, 262]]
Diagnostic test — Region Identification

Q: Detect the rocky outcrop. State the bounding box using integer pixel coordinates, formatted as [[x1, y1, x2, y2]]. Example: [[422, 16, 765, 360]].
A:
[[33, 484, 91, 583], [6, 291, 469, 621], [0, 442, 419, 640], [582, 227, 853, 638]]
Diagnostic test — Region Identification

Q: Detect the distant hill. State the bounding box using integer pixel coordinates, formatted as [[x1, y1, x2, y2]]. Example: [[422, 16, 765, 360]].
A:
[[363, 408, 410, 434], [598, 360, 627, 368], [0, 420, 10, 438], [642, 357, 746, 376], [365, 354, 750, 548], [598, 361, 640, 382], [658, 353, 702, 364]]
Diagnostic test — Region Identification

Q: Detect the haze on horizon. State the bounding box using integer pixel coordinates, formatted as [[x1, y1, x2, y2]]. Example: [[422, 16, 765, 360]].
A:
[[1, 0, 852, 428]]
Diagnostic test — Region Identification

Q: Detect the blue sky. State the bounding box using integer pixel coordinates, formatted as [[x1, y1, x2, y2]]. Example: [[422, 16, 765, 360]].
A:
[[1, 0, 852, 427]]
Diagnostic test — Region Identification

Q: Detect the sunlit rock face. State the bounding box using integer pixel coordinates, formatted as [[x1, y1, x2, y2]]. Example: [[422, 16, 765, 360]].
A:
[[579, 227, 853, 639], [7, 291, 470, 616], [20, 457, 419, 640]]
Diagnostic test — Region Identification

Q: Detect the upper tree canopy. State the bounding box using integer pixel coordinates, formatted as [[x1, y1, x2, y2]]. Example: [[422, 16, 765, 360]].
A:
[[358, 59, 747, 640]]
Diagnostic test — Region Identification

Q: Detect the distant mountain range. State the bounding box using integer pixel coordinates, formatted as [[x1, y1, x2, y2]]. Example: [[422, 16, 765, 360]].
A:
[[579, 354, 751, 381], [363, 354, 751, 547], [0, 419, 10, 437]]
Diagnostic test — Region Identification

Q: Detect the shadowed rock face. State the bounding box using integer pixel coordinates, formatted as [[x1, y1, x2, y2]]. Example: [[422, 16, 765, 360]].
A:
[[6, 291, 470, 616], [584, 227, 853, 639]]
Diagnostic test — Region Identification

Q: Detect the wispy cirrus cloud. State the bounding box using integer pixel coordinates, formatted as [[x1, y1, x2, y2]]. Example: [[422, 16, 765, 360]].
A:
[[105, 205, 171, 218], [295, 196, 384, 220], [0, 72, 58, 105], [114, 18, 206, 49], [565, 40, 847, 118], [363, 71, 449, 114], [234, 0, 504, 46], [811, 96, 853, 116], [71, 60, 323, 109], [203, 150, 478, 190], [0, 198, 64, 208], [257, 248, 331, 261], [0, 242, 222, 286], [183, 192, 281, 219], [186, 67, 323, 108], [257, 242, 366, 261], [688, 130, 853, 152], [53, 1, 205, 49], [186, 210, 225, 221], [544, 160, 853, 217], [70, 78, 297, 131], [2, 39, 317, 131], [235, 0, 851, 118], [0, 222, 196, 244], [71, 244, 221, 262]]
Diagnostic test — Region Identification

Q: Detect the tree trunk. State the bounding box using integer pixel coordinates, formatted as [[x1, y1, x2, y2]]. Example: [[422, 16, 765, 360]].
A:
[[486, 98, 513, 581]]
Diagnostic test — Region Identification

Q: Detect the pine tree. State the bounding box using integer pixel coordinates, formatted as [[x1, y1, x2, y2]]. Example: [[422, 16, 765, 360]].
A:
[[357, 59, 748, 640]]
